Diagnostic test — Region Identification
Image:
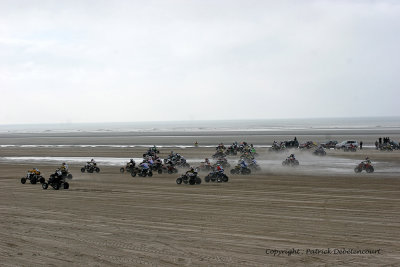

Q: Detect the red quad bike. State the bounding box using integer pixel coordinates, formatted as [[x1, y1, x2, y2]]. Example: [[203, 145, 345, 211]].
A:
[[354, 162, 374, 173], [157, 164, 178, 174]]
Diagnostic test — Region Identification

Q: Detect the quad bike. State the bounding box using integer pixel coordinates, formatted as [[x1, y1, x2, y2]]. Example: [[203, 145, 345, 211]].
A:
[[81, 163, 100, 173], [59, 169, 73, 179], [215, 158, 231, 168], [176, 172, 201, 185], [225, 146, 238, 156], [131, 167, 153, 177], [196, 163, 214, 172], [204, 171, 229, 183], [120, 163, 136, 174], [282, 158, 299, 167], [212, 151, 226, 159], [164, 158, 190, 168], [21, 171, 45, 185], [230, 165, 251, 175], [354, 162, 374, 173], [156, 164, 178, 174], [42, 175, 69, 190], [269, 143, 287, 152], [313, 148, 326, 156]]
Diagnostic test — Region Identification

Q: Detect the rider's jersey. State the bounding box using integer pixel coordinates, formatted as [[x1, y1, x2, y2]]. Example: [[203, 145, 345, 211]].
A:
[[141, 163, 149, 169]]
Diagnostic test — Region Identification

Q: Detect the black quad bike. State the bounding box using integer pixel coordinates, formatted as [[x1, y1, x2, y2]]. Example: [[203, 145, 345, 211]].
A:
[[21, 172, 45, 185], [282, 158, 299, 167], [176, 173, 202, 185], [131, 167, 153, 177], [230, 165, 251, 175], [81, 163, 100, 173], [204, 171, 229, 183], [42, 175, 69, 190]]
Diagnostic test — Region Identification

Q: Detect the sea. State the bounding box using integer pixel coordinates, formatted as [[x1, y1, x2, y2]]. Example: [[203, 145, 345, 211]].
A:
[[1, 117, 399, 134]]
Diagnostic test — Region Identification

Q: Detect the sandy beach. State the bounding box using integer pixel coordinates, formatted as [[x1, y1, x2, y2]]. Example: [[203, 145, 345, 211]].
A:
[[1, 133, 399, 266]]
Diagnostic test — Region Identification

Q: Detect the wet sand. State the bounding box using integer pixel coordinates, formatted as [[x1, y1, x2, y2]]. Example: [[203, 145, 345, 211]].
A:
[[1, 134, 400, 266]]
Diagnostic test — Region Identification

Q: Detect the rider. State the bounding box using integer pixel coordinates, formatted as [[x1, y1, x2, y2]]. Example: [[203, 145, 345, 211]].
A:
[[216, 164, 224, 174], [147, 157, 154, 166], [27, 168, 40, 179], [61, 162, 69, 174], [127, 159, 136, 169], [239, 159, 248, 169], [204, 158, 211, 166], [154, 157, 162, 165], [363, 157, 371, 164], [185, 167, 196, 177], [288, 154, 296, 161], [140, 161, 150, 175], [52, 168, 63, 183]]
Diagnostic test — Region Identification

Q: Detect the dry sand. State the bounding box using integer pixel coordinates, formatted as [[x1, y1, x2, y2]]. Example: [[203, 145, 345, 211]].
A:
[[0, 135, 399, 266]]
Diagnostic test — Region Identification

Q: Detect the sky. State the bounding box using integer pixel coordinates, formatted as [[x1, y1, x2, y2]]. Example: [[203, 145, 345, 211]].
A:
[[1, 0, 399, 124]]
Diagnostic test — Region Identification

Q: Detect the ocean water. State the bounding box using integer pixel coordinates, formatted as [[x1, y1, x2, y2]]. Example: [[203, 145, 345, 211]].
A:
[[1, 117, 399, 134]]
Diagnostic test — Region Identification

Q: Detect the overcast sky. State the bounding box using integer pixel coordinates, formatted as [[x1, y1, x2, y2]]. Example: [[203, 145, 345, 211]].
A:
[[1, 0, 399, 124]]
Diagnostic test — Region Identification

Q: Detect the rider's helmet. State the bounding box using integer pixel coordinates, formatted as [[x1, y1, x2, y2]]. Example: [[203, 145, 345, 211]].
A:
[[290, 154, 294, 157]]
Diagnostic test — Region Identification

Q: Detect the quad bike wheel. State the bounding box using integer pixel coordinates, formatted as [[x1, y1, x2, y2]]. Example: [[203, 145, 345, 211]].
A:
[[205, 175, 210, 182], [196, 177, 201, 184], [52, 183, 60, 190], [39, 177, 45, 184], [148, 171, 153, 177], [67, 174, 73, 179], [158, 169, 162, 174], [222, 176, 229, 182], [81, 168, 86, 173], [366, 167, 374, 173], [30, 178, 37, 184], [95, 167, 100, 173], [63, 182, 69, 189], [21, 178, 26, 184], [189, 178, 196, 185], [131, 172, 137, 177], [176, 178, 182, 184], [120, 167, 125, 173], [42, 183, 48, 189]]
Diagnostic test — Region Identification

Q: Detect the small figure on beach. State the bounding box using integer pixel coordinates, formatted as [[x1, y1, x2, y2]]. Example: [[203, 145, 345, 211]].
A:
[[360, 141, 363, 150]]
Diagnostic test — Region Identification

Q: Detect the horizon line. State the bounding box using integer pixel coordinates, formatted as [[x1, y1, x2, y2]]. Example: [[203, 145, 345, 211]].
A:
[[1, 115, 400, 127]]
